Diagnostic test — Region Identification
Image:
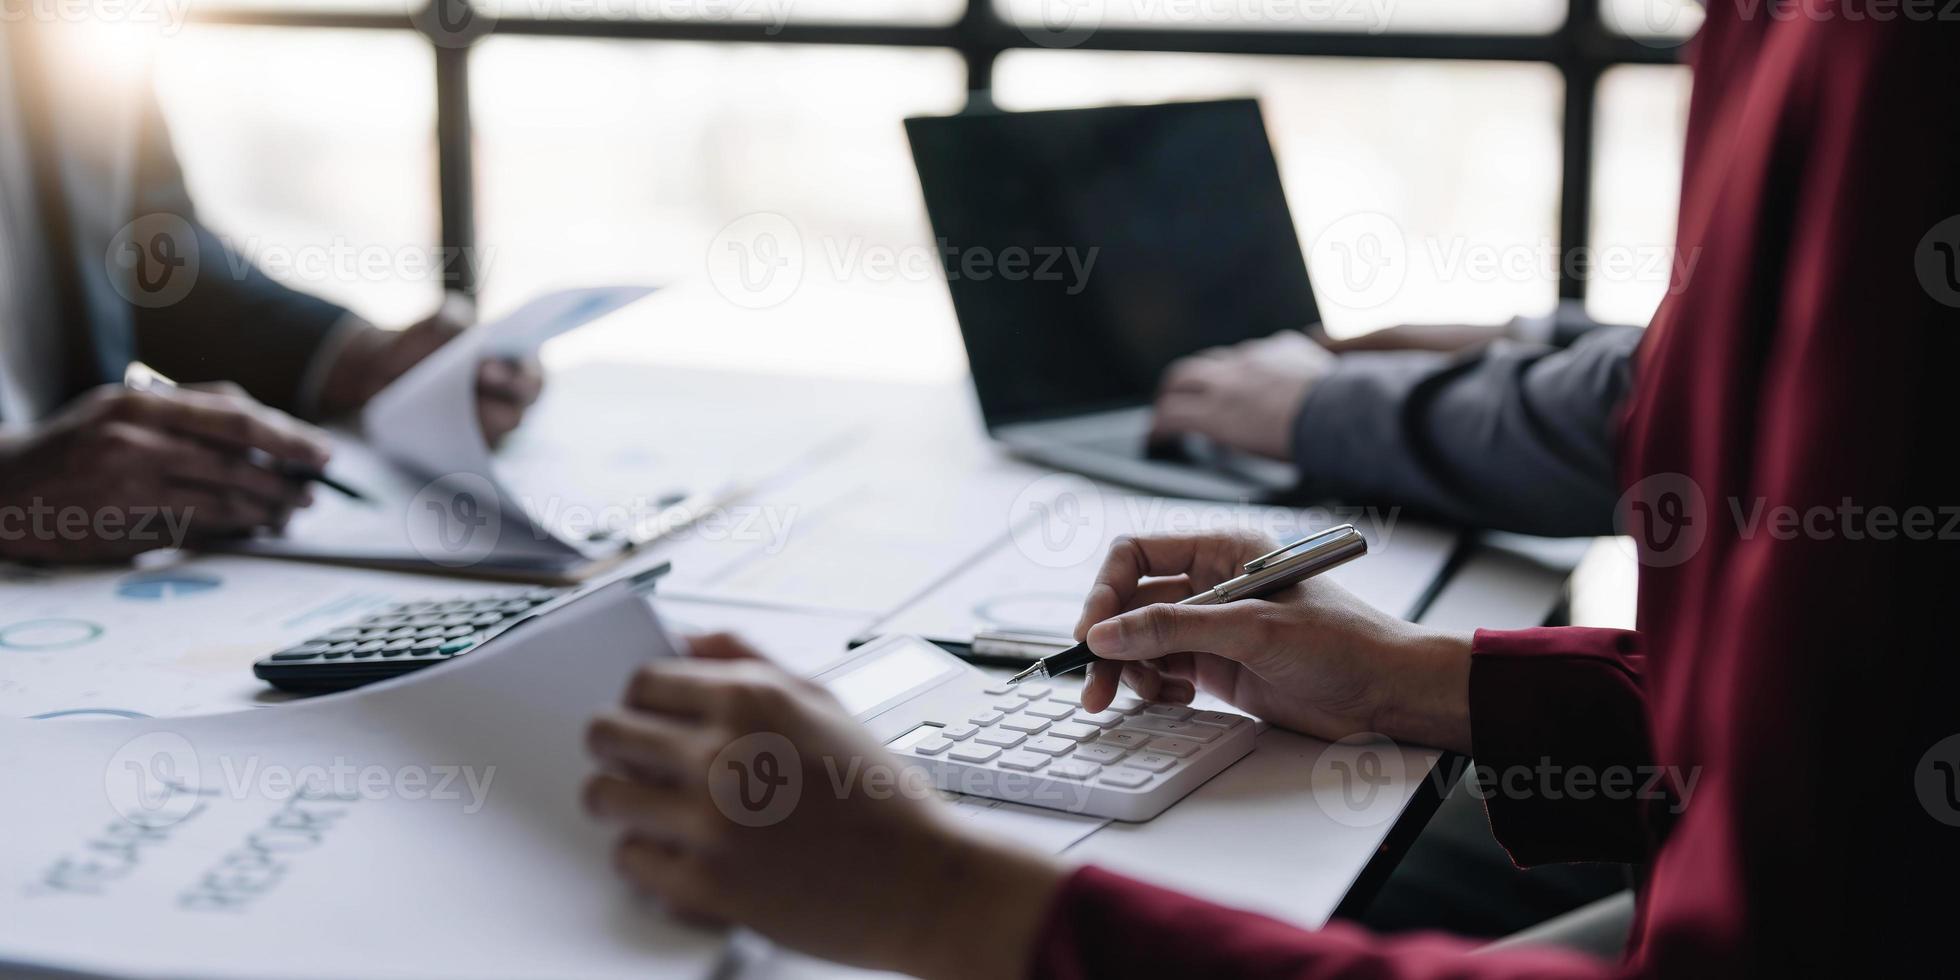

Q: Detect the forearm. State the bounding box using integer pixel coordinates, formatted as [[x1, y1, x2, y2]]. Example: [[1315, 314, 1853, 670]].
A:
[[1292, 326, 1640, 536]]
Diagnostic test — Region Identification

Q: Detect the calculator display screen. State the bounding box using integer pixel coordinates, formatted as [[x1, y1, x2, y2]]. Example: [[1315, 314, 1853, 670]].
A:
[[827, 641, 957, 716]]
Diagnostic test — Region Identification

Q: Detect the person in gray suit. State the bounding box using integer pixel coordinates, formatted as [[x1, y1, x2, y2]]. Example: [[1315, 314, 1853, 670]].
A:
[[0, 24, 540, 563], [1149, 304, 1641, 537]]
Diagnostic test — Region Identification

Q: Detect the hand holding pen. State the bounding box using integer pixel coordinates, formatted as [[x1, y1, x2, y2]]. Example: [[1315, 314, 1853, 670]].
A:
[[1048, 527, 1475, 746], [124, 363, 369, 503]]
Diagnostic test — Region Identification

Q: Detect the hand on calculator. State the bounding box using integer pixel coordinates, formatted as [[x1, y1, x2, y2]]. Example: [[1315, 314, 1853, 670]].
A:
[[1075, 530, 1477, 754], [583, 633, 1067, 980]]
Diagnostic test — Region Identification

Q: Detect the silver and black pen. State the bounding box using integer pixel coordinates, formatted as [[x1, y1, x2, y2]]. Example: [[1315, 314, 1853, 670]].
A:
[[1007, 523, 1369, 684]]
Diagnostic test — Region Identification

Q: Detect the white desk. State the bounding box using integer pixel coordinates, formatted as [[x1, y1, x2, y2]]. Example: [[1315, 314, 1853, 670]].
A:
[[0, 356, 1575, 979]]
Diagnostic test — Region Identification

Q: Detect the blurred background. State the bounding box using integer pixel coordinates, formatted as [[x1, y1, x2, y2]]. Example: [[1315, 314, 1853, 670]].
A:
[[103, 0, 1696, 381]]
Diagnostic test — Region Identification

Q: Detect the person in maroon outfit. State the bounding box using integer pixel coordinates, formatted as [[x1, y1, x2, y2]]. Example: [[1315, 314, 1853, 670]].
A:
[[579, 7, 1960, 977]]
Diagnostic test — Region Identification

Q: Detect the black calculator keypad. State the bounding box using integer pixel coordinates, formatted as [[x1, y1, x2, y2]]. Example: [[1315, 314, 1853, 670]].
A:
[[253, 587, 571, 692]]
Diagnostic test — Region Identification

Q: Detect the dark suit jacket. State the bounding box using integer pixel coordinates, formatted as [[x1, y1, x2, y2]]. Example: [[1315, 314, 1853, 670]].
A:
[[5, 24, 349, 420]]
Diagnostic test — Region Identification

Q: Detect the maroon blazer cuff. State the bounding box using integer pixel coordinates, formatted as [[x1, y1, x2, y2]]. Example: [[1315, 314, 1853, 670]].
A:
[[1469, 627, 1659, 867]]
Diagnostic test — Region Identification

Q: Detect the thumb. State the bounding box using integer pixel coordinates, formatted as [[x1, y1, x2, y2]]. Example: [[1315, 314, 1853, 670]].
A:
[[1085, 602, 1264, 665]]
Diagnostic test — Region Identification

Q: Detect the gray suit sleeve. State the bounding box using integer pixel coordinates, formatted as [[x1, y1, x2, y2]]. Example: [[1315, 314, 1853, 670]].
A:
[[1290, 325, 1642, 537]]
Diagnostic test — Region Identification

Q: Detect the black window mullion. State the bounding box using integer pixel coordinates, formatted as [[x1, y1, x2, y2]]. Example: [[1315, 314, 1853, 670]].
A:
[[184, 1, 1687, 312]]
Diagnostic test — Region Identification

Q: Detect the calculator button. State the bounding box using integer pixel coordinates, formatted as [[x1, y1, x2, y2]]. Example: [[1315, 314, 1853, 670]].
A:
[[1190, 710, 1248, 729], [1125, 718, 1220, 742], [318, 649, 349, 660], [412, 639, 445, 653], [326, 641, 361, 655], [1046, 760, 1102, 780], [1146, 737, 1201, 758], [1109, 697, 1145, 714], [948, 744, 1001, 764], [997, 751, 1049, 772], [1049, 691, 1083, 706], [992, 698, 1026, 713], [968, 710, 1005, 726], [1045, 722, 1099, 742], [982, 683, 1017, 696], [445, 625, 476, 637], [1125, 752, 1179, 773], [1025, 702, 1075, 720], [1097, 768, 1153, 789], [1013, 684, 1052, 699], [470, 613, 504, 627], [1139, 704, 1194, 720], [938, 724, 978, 741], [439, 639, 476, 656], [1074, 710, 1126, 729], [974, 728, 1026, 748], [1022, 736, 1074, 756], [355, 640, 388, 654], [270, 650, 322, 662], [1073, 743, 1129, 765], [415, 626, 447, 639], [912, 737, 952, 756], [323, 629, 363, 642], [998, 716, 1049, 735], [1098, 730, 1152, 750]]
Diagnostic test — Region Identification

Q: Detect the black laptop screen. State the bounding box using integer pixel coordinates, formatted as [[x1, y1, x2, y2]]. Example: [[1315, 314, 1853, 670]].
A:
[[905, 99, 1318, 428]]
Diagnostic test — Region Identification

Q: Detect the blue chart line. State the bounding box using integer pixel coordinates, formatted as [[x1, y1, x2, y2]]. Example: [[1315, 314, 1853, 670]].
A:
[[0, 618, 104, 650], [116, 570, 224, 601], [29, 708, 151, 721]]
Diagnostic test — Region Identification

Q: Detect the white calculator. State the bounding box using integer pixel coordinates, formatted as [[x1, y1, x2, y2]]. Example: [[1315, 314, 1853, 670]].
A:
[[819, 634, 1257, 821]]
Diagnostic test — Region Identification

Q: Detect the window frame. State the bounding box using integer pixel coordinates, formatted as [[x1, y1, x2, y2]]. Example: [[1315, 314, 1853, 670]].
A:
[[190, 0, 1684, 300]]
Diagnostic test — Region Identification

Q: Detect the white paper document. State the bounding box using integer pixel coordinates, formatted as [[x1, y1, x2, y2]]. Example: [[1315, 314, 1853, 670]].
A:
[[232, 287, 659, 573], [0, 581, 726, 979], [871, 480, 1460, 643], [0, 554, 483, 719]]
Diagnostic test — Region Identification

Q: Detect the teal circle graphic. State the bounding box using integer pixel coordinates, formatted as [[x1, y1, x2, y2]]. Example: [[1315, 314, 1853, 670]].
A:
[[0, 618, 105, 650]]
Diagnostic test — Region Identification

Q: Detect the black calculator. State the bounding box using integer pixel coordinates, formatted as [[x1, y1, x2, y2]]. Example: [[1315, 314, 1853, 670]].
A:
[[253, 587, 574, 692]]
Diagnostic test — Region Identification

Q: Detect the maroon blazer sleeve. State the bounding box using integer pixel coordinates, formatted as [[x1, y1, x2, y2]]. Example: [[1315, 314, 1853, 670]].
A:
[[1468, 627, 1658, 867], [1032, 866, 1614, 980]]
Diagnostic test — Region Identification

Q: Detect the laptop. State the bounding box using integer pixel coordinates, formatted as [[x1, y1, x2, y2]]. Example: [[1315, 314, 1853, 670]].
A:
[[905, 98, 1315, 501]]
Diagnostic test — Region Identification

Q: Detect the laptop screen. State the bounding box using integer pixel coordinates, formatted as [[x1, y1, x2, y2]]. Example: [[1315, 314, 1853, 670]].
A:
[[906, 99, 1317, 428]]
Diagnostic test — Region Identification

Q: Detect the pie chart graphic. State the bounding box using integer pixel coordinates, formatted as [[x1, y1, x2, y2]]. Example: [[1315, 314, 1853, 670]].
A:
[[116, 570, 224, 601], [0, 618, 104, 650]]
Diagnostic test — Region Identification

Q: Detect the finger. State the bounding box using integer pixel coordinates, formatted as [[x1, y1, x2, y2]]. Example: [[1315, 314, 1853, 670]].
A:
[[158, 436, 310, 509], [1151, 393, 1226, 440], [1080, 659, 1123, 712], [685, 632, 766, 662], [614, 835, 715, 913], [162, 479, 282, 533], [477, 357, 543, 406], [583, 774, 711, 844], [586, 711, 714, 784], [1074, 576, 1192, 641], [1120, 662, 1167, 701], [620, 657, 778, 718], [134, 389, 330, 467], [1086, 601, 1273, 664], [478, 401, 521, 445], [1156, 356, 1222, 396], [1076, 535, 1219, 637]]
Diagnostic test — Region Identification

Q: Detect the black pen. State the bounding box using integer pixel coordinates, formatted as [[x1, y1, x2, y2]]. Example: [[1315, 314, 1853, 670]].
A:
[[1008, 524, 1369, 684], [271, 459, 371, 504]]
